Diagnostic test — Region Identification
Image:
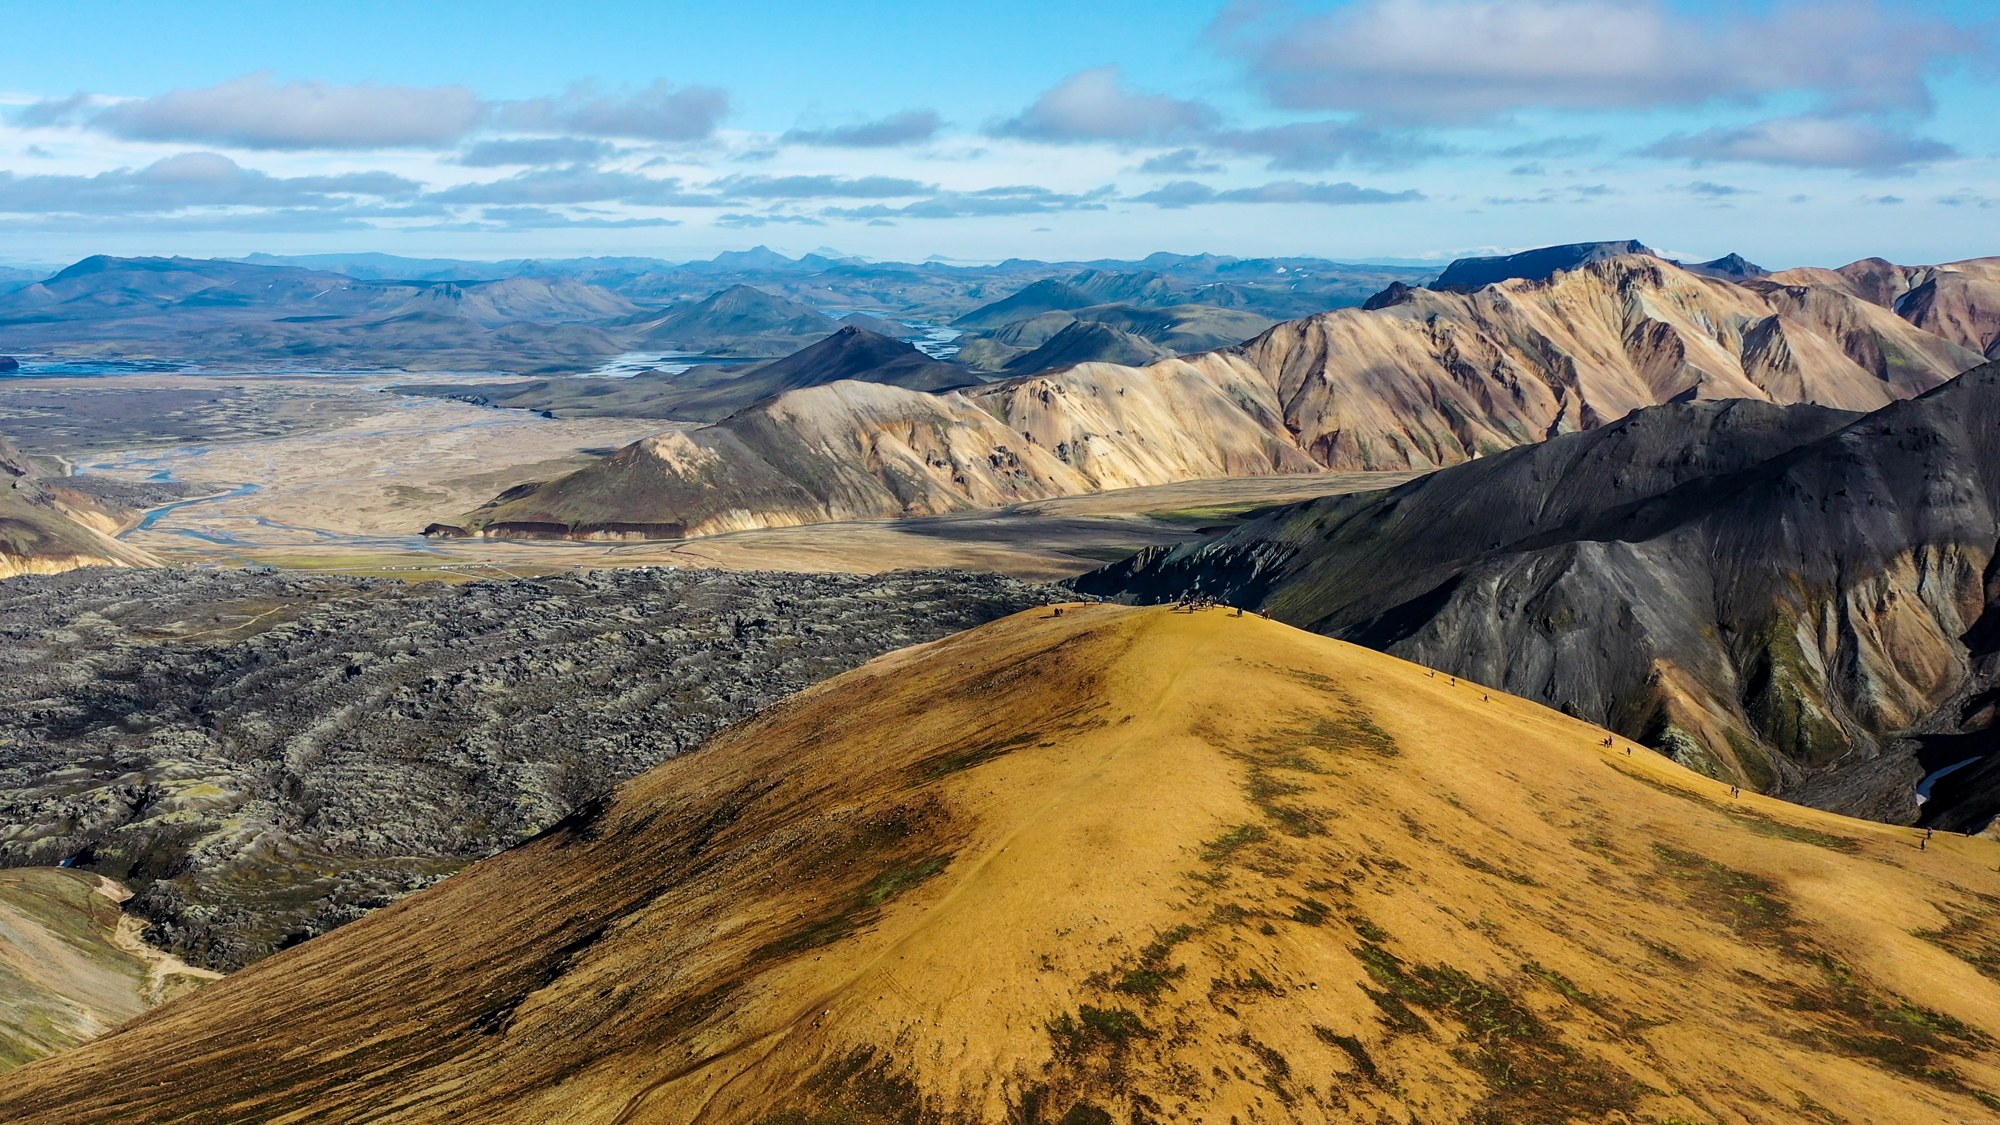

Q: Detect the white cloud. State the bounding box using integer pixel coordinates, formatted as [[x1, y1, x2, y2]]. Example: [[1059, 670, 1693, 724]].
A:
[[1131, 180, 1425, 207], [89, 72, 484, 149], [1645, 116, 1954, 172], [0, 152, 422, 214], [1136, 149, 1224, 175], [707, 174, 933, 199], [459, 137, 615, 167], [990, 67, 1218, 143], [783, 110, 941, 148], [1217, 0, 1979, 124], [429, 168, 723, 207], [1207, 121, 1448, 170], [496, 80, 727, 142]]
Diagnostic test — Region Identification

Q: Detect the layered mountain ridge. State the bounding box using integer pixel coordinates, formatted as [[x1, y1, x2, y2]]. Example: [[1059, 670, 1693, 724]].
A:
[[446, 251, 1989, 542]]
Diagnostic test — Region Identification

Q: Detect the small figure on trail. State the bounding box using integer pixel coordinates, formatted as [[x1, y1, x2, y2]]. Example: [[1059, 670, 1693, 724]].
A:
[[1920, 837, 1927, 852], [1731, 785, 1740, 798], [1052, 607, 1063, 618], [1234, 607, 1243, 617], [1450, 677, 1457, 686], [1483, 693, 1490, 702], [1925, 827, 1934, 839], [1626, 746, 1632, 755]]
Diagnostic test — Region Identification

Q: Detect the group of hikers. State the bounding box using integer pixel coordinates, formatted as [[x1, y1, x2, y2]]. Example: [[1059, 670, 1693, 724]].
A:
[[1172, 596, 1260, 618]]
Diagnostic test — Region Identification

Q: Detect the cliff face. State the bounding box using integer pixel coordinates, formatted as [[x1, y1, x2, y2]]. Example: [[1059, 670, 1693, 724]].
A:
[[1078, 363, 2000, 828], [447, 253, 1989, 541]]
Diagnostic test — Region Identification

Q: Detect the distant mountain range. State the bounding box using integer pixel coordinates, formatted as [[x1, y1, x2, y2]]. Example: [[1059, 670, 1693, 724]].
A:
[[411, 326, 978, 424], [439, 248, 1994, 541], [0, 248, 1434, 374]]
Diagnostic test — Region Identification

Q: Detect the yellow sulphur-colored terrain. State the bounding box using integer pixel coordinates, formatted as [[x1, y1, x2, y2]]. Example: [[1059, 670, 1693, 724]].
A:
[[0, 869, 218, 1069], [5, 605, 1999, 1124]]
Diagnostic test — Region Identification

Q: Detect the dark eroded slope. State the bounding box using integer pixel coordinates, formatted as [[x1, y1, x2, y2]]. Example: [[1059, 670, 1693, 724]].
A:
[[1081, 365, 2000, 826]]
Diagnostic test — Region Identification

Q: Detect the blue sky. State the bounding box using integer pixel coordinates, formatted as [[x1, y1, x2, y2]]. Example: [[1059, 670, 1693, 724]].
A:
[[1, 0, 1995, 267]]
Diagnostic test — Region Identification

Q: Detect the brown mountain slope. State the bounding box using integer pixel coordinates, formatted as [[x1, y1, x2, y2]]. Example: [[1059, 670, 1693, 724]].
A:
[[8, 606, 2000, 1124], [447, 252, 1985, 541], [1771, 256, 2000, 359], [0, 870, 216, 1070], [0, 434, 158, 578]]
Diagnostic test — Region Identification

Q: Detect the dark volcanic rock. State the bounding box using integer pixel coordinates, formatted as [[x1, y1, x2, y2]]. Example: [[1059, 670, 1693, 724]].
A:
[[1684, 253, 1769, 280], [951, 278, 1096, 329], [401, 326, 979, 423], [1002, 319, 1172, 373], [1077, 365, 2000, 830], [1431, 240, 1655, 292], [0, 565, 1061, 968], [637, 284, 839, 357], [660, 325, 978, 421]]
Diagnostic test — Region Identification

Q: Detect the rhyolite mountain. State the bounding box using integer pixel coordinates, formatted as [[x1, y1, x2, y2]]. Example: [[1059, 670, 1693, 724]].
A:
[[1078, 360, 2000, 832], [1770, 256, 2000, 360], [6, 606, 1998, 1124], [444, 250, 1989, 542], [408, 326, 978, 423], [0, 434, 159, 578]]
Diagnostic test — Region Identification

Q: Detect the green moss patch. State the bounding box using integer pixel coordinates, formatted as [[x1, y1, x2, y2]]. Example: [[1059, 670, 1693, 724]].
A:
[[1351, 941, 1640, 1124], [1916, 905, 2000, 984], [1050, 1005, 1150, 1058]]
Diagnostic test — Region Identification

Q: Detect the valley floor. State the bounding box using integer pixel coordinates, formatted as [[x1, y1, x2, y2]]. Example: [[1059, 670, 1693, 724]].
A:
[[14, 370, 1414, 580]]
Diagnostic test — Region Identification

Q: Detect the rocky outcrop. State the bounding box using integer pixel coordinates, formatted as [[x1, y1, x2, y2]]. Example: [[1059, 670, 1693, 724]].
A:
[[1683, 253, 1768, 280], [1078, 362, 2000, 830], [1429, 239, 1655, 291]]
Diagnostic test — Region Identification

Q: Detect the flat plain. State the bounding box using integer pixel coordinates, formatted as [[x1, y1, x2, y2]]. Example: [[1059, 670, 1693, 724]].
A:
[[13, 370, 1414, 580]]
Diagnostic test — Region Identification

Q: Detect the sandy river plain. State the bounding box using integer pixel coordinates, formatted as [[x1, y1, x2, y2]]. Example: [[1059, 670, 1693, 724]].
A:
[[7, 371, 1415, 581]]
